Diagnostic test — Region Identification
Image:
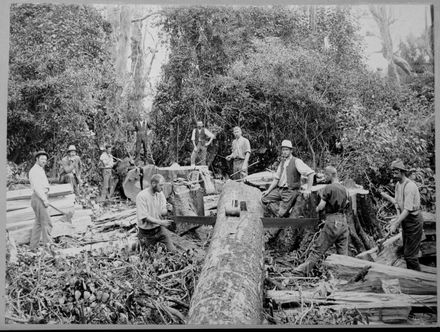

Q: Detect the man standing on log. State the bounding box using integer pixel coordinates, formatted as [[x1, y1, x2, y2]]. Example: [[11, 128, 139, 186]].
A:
[[136, 174, 176, 252], [190, 120, 215, 167], [388, 159, 423, 271], [293, 166, 350, 276], [225, 126, 251, 180], [28, 150, 53, 252], [261, 140, 314, 217], [99, 144, 115, 201], [59, 145, 82, 195]]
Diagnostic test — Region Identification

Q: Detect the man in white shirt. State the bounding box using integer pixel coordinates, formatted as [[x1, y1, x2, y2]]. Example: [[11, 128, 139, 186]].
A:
[[262, 140, 315, 217], [225, 126, 251, 180], [136, 174, 175, 252], [99, 144, 115, 201], [190, 120, 215, 166], [28, 150, 53, 251]]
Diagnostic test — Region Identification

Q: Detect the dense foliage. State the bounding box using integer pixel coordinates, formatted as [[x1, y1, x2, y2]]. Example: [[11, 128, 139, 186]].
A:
[[152, 5, 434, 204], [7, 4, 131, 183]]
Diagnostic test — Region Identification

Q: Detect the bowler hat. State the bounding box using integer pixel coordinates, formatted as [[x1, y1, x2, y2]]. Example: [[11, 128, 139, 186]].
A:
[[35, 150, 48, 159], [281, 140, 293, 149], [67, 145, 77, 152], [391, 159, 408, 172]]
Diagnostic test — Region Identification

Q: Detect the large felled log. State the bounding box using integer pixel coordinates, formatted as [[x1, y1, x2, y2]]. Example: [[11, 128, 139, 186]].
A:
[[187, 180, 265, 325], [356, 233, 402, 266], [7, 183, 73, 201], [324, 254, 437, 295]]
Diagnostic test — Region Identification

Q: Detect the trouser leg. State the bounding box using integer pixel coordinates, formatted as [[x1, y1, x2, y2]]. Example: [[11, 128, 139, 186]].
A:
[[279, 189, 299, 217], [261, 187, 282, 217], [199, 146, 207, 166], [29, 195, 52, 250], [402, 214, 423, 271], [232, 159, 246, 180]]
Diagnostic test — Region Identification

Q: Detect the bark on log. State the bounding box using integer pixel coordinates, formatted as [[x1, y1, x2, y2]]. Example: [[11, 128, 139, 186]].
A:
[[7, 183, 73, 201], [324, 254, 437, 295], [187, 180, 265, 325]]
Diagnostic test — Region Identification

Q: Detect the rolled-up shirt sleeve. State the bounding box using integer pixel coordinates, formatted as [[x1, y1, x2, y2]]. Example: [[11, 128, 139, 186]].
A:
[[205, 128, 215, 139], [274, 163, 282, 180], [295, 159, 315, 177], [191, 129, 196, 141]]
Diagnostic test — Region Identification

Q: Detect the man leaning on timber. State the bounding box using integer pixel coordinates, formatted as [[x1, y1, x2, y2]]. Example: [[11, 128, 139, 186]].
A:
[[59, 145, 82, 195], [225, 126, 251, 180], [261, 140, 315, 217], [293, 166, 350, 276], [28, 150, 53, 252], [387, 159, 423, 271], [190, 120, 215, 166], [136, 174, 176, 252]]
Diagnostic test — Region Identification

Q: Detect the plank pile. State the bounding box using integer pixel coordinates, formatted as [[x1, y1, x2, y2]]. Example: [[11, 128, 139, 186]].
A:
[[6, 184, 93, 245]]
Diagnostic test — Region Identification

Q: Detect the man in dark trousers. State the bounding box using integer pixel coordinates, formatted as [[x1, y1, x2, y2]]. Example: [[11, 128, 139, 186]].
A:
[[261, 140, 315, 217], [293, 166, 350, 276], [387, 159, 423, 271], [190, 120, 215, 166], [136, 174, 175, 252]]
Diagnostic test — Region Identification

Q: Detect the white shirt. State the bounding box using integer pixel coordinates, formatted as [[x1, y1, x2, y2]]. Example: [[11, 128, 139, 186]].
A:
[[191, 128, 215, 141], [275, 156, 314, 187], [136, 188, 167, 229], [29, 163, 50, 201], [100, 152, 114, 168]]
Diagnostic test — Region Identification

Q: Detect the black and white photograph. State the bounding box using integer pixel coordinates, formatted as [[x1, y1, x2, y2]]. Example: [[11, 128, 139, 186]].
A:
[[3, 0, 438, 327]]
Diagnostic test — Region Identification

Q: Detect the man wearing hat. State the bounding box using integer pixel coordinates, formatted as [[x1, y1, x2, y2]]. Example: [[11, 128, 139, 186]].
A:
[[59, 145, 82, 195], [262, 140, 315, 217], [99, 144, 115, 201], [225, 126, 251, 180], [28, 150, 53, 251], [385, 159, 424, 271]]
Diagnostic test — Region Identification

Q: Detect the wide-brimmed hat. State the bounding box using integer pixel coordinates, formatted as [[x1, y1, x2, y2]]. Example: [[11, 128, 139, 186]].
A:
[[67, 145, 77, 152], [34, 150, 48, 159], [391, 159, 408, 172], [281, 140, 293, 149]]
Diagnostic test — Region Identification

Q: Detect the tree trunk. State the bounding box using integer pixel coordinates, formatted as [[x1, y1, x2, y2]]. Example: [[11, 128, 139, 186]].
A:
[[187, 180, 265, 325], [324, 254, 437, 295]]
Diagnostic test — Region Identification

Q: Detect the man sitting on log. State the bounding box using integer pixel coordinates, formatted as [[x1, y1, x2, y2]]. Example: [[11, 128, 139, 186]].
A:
[[387, 159, 424, 271], [136, 174, 176, 252], [59, 145, 82, 195], [190, 120, 215, 167], [261, 140, 315, 217], [28, 150, 53, 253], [225, 126, 251, 180], [293, 166, 350, 276]]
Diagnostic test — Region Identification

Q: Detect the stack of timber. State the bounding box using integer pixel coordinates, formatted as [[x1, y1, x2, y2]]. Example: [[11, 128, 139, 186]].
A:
[[267, 254, 437, 324], [122, 164, 217, 201], [6, 184, 93, 245], [355, 211, 437, 269]]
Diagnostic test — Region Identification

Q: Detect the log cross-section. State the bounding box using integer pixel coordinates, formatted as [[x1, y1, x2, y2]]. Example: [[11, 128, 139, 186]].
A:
[[187, 180, 265, 325]]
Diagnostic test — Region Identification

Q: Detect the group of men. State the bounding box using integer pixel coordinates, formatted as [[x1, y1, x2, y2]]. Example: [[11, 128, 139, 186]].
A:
[[28, 120, 425, 273]]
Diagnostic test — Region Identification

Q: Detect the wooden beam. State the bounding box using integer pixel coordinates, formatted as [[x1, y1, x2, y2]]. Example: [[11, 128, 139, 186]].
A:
[[324, 254, 437, 295], [187, 180, 265, 325], [7, 183, 73, 201]]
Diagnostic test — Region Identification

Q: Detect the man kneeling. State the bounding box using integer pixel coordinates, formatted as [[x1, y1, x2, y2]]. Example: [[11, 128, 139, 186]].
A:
[[136, 174, 176, 252], [293, 166, 349, 276]]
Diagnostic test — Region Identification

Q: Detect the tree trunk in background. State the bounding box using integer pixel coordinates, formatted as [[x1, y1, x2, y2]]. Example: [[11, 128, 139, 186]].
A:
[[369, 5, 400, 87], [187, 181, 265, 325]]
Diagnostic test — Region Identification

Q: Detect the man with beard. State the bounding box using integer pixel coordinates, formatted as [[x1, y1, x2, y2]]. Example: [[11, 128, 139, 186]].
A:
[[136, 174, 175, 252], [261, 140, 315, 217], [386, 159, 423, 271]]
